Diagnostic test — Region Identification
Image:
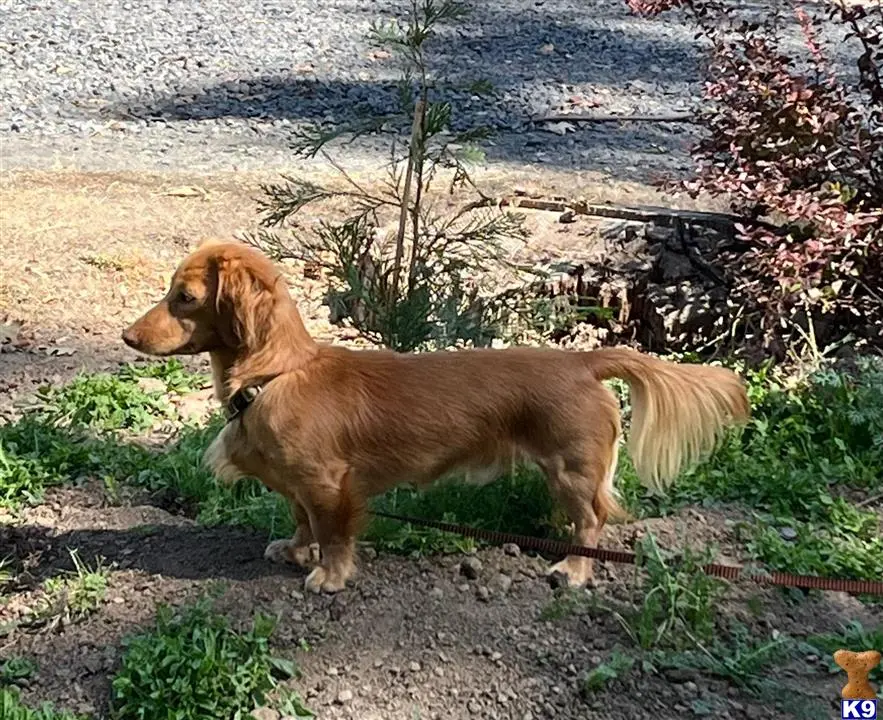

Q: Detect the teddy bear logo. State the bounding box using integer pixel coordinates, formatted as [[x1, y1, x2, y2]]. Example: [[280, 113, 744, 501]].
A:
[[834, 649, 882, 701]]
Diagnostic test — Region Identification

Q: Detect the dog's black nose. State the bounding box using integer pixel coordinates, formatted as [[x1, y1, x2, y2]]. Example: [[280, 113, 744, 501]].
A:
[[122, 327, 139, 349]]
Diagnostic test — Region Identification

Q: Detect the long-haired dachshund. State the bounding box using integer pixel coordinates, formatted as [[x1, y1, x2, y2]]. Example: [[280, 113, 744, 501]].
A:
[[123, 239, 750, 593]]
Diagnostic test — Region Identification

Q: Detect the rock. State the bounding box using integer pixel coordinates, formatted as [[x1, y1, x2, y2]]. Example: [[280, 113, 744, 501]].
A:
[[778, 526, 798, 541], [460, 556, 483, 579], [361, 545, 378, 561], [502, 543, 521, 557], [495, 573, 513, 594], [429, 586, 444, 600], [136, 377, 166, 394], [409, 661, 421, 672], [250, 708, 280, 720], [335, 689, 353, 705], [476, 585, 491, 602]]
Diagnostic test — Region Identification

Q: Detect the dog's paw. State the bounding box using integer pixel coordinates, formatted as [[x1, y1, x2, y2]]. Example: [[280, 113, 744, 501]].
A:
[[264, 540, 321, 568], [264, 539, 294, 565], [546, 559, 594, 590], [304, 566, 347, 594]]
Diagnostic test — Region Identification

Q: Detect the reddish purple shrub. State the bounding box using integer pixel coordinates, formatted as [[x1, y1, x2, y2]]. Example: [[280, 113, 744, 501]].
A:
[[628, 0, 883, 355]]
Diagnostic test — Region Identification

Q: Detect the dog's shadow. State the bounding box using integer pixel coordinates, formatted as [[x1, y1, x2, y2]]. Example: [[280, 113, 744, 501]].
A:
[[3, 522, 302, 585]]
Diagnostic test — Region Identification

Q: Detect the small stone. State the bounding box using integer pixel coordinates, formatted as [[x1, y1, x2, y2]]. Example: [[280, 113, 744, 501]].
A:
[[476, 585, 491, 602], [429, 586, 444, 600], [326, 667, 339, 676], [491, 651, 502, 662], [558, 209, 576, 223], [460, 556, 483, 579], [335, 689, 353, 705], [250, 708, 280, 720], [290, 589, 304, 601], [409, 661, 421, 672], [502, 543, 521, 557], [495, 573, 513, 594], [136, 377, 165, 394], [362, 546, 378, 561], [778, 526, 798, 541]]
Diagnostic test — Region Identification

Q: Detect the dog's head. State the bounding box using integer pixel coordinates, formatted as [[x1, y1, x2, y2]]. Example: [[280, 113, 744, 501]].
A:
[[122, 239, 288, 356]]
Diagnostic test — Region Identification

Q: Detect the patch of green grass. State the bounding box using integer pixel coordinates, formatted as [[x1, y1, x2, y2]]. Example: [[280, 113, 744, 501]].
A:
[[617, 357, 883, 582], [365, 466, 560, 554], [807, 621, 883, 684], [110, 597, 298, 720], [6, 550, 111, 634], [540, 587, 594, 621], [649, 623, 793, 689], [117, 359, 208, 394], [615, 533, 724, 651], [0, 657, 37, 687], [581, 649, 635, 694], [0, 416, 145, 510], [0, 689, 86, 720], [42, 550, 109, 621], [30, 373, 171, 432]]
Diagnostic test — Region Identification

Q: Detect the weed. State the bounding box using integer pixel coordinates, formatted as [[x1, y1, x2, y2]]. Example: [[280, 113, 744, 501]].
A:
[[616, 533, 723, 651], [649, 624, 792, 689], [0, 688, 86, 720], [581, 649, 635, 694], [21, 550, 109, 631], [540, 588, 593, 622], [110, 598, 299, 720], [117, 359, 208, 395], [30, 372, 171, 432], [273, 689, 314, 719], [0, 657, 37, 687], [807, 621, 883, 684]]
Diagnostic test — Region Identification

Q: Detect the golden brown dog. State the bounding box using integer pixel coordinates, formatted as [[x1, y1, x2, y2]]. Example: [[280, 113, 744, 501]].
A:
[[122, 239, 750, 593]]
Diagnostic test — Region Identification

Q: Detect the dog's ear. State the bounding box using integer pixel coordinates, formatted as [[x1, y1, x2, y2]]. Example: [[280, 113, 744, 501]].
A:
[[214, 253, 277, 349]]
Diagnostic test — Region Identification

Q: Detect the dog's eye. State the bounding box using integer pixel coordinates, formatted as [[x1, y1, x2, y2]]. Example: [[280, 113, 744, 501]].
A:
[[178, 290, 196, 304]]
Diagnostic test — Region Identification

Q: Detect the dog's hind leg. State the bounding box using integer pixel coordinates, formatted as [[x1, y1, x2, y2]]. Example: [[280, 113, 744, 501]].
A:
[[264, 498, 320, 568], [542, 435, 620, 589]]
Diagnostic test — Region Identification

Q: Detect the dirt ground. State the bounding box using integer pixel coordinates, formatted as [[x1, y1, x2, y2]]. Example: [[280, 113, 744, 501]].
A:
[[0, 169, 877, 719]]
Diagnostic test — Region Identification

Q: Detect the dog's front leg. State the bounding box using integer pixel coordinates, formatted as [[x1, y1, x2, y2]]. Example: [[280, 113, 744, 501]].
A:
[[300, 465, 364, 594], [264, 498, 321, 568]]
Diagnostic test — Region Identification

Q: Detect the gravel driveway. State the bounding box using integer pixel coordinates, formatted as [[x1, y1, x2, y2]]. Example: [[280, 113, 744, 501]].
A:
[[1, 0, 709, 180], [0, 1, 865, 180]]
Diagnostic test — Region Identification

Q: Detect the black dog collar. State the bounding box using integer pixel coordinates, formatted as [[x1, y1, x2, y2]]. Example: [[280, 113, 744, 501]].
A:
[[225, 385, 263, 422]]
